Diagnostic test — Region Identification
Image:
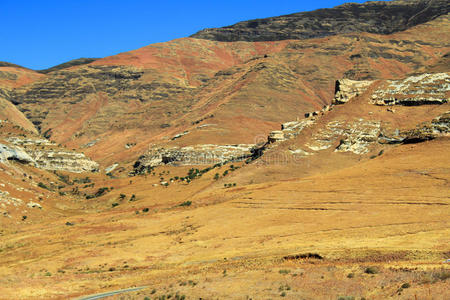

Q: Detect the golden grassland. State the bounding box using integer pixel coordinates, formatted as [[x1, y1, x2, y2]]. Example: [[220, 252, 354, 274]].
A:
[[0, 138, 448, 299]]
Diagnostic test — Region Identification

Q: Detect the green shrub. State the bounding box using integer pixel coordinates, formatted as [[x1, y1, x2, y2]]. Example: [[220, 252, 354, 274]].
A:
[[179, 201, 192, 207], [38, 182, 49, 190]]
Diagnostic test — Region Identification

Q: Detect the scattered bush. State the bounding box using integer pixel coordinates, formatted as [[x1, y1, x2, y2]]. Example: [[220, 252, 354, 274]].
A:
[[112, 203, 119, 208], [85, 187, 109, 199], [142, 208, 149, 213], [179, 201, 192, 207], [73, 177, 91, 184], [401, 283, 410, 289], [423, 269, 450, 283], [364, 266, 379, 274], [224, 183, 237, 188], [38, 182, 49, 190]]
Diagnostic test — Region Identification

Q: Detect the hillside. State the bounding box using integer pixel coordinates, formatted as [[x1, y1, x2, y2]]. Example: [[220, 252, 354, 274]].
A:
[[0, 13, 448, 169], [0, 0, 449, 299]]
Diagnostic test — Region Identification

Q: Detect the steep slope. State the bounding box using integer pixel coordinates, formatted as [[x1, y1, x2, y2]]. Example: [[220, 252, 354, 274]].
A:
[[0, 97, 37, 133], [191, 0, 450, 41]]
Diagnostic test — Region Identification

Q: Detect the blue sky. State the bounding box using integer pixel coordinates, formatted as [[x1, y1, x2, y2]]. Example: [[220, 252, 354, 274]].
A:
[[1, 0, 369, 70]]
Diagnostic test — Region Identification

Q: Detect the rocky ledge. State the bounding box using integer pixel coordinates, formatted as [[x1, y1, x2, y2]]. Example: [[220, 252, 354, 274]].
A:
[[269, 72, 449, 156], [332, 73, 449, 106], [133, 144, 256, 172], [380, 111, 450, 144], [2, 137, 98, 173], [371, 73, 449, 106], [333, 79, 374, 105]]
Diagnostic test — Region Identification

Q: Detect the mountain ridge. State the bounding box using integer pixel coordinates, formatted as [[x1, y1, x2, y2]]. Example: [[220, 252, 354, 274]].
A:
[[191, 0, 450, 41]]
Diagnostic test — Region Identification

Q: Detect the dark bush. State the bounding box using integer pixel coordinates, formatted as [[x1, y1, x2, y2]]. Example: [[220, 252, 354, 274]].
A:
[[364, 266, 379, 274], [179, 201, 192, 207]]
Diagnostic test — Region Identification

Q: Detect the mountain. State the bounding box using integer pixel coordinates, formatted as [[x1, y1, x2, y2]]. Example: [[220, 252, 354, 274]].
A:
[[0, 1, 449, 298], [2, 12, 448, 168], [192, 0, 450, 41], [37, 57, 99, 74]]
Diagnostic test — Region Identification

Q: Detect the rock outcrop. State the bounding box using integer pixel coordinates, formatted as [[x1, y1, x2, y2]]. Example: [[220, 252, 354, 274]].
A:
[[0, 143, 34, 164], [268, 73, 449, 157], [5, 137, 99, 173], [333, 79, 374, 104], [379, 111, 450, 144], [306, 119, 381, 154], [134, 144, 255, 169], [268, 119, 316, 143], [370, 72, 449, 106], [191, 0, 450, 42]]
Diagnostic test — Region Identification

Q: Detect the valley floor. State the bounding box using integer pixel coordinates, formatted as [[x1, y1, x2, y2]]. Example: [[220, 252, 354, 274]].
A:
[[0, 139, 449, 299]]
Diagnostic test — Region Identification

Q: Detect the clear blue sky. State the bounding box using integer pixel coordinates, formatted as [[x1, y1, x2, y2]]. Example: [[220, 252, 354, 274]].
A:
[[1, 0, 370, 70]]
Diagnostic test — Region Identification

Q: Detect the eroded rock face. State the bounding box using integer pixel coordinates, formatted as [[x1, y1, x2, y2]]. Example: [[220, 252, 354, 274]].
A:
[[333, 79, 374, 104], [269, 119, 316, 143], [371, 73, 449, 106], [306, 119, 381, 154], [191, 0, 450, 42], [134, 144, 255, 169], [5, 137, 99, 173], [0, 144, 34, 164], [380, 111, 450, 143]]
